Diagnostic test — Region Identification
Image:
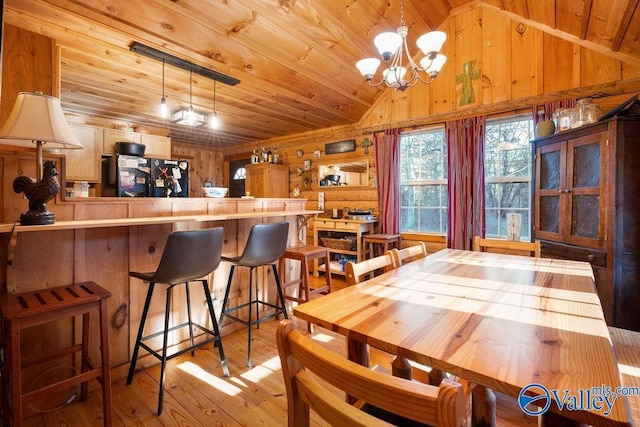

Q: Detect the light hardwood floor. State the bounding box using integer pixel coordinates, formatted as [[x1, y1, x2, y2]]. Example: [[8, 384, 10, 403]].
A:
[[21, 274, 537, 427]]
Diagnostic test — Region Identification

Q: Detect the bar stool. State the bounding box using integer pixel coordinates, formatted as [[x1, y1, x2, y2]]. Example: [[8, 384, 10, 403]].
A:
[[126, 227, 229, 416], [0, 281, 112, 427], [363, 234, 402, 259], [220, 222, 289, 367], [278, 245, 332, 332]]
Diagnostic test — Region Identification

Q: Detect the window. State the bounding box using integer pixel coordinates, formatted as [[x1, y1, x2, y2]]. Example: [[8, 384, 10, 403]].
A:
[[233, 167, 246, 180], [400, 128, 447, 233], [484, 116, 533, 240], [399, 116, 534, 238]]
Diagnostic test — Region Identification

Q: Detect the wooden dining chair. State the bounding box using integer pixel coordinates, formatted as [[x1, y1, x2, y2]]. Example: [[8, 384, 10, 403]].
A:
[[389, 241, 428, 267], [473, 236, 541, 257], [344, 252, 395, 286], [276, 320, 470, 427]]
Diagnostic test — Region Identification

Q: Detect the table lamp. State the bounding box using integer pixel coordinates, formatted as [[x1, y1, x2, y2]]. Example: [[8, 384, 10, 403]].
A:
[[0, 92, 83, 225]]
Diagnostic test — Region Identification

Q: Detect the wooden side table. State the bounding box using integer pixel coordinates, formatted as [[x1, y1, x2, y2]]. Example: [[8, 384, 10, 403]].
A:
[[363, 234, 401, 259]]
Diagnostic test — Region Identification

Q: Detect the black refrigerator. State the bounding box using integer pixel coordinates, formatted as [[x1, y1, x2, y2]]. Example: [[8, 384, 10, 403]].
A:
[[113, 155, 189, 197], [148, 158, 189, 197], [113, 154, 151, 197]]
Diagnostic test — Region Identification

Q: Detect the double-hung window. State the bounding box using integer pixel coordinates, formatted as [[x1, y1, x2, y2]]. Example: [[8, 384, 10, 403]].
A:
[[399, 128, 447, 233], [399, 116, 533, 239], [484, 116, 533, 240]]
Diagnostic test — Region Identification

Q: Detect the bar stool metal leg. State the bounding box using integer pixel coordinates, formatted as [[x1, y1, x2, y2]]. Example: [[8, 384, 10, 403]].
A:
[[219, 265, 236, 328], [203, 281, 229, 376], [157, 285, 173, 415], [127, 282, 155, 385]]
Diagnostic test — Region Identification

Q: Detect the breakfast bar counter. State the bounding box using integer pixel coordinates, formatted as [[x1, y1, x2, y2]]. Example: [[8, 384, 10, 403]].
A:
[[1, 196, 317, 381]]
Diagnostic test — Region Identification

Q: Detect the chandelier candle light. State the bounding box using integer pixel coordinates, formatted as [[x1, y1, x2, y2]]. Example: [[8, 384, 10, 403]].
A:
[[356, 0, 447, 91]]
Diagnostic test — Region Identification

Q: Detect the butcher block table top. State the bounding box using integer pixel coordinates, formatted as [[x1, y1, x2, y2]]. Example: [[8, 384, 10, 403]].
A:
[[294, 249, 632, 426]]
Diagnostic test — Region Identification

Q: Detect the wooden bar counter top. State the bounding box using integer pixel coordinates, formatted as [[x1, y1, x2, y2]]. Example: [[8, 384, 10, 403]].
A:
[[1, 196, 318, 382]]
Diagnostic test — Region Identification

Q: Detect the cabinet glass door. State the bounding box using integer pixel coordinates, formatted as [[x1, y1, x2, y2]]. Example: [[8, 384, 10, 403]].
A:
[[535, 143, 564, 240], [566, 132, 606, 245]]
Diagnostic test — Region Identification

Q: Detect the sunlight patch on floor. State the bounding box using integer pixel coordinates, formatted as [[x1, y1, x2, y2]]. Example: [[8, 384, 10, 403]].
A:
[[241, 356, 281, 382], [177, 361, 243, 396], [311, 332, 335, 343]]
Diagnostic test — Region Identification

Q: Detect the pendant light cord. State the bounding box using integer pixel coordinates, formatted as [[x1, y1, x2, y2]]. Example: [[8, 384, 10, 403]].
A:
[[189, 68, 193, 109]]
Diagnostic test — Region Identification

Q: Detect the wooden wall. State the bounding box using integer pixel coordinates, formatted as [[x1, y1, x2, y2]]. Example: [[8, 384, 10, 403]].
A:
[[357, 4, 640, 131], [0, 24, 55, 123], [172, 140, 225, 197], [218, 4, 640, 225]]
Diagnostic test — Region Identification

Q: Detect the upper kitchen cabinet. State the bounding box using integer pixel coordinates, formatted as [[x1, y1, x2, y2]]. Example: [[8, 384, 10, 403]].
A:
[[103, 128, 140, 155], [64, 123, 104, 182], [245, 163, 289, 198], [102, 129, 170, 159], [140, 134, 171, 159]]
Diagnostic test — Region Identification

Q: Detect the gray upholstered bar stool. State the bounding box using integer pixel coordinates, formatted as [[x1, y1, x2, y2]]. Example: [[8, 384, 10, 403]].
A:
[[126, 227, 229, 415], [219, 221, 289, 367]]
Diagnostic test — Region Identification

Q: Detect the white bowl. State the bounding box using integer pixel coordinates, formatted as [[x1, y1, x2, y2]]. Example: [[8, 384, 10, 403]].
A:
[[202, 187, 228, 198]]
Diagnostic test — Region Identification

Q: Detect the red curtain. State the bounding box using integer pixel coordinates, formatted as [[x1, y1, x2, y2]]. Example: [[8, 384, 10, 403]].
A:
[[445, 117, 486, 250], [374, 128, 401, 234]]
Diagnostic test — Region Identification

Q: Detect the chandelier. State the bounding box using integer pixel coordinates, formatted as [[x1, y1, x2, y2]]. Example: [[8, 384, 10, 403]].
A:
[[355, 0, 447, 91]]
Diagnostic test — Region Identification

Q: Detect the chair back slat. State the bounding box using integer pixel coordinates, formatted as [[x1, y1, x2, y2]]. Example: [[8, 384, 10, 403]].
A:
[[389, 242, 428, 267], [345, 253, 395, 286], [473, 236, 540, 258]]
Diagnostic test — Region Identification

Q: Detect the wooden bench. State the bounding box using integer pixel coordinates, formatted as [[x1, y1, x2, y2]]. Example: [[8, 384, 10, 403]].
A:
[[608, 326, 640, 424]]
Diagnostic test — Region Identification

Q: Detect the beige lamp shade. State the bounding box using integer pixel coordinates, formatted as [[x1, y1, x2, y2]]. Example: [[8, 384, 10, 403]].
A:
[[0, 92, 82, 149]]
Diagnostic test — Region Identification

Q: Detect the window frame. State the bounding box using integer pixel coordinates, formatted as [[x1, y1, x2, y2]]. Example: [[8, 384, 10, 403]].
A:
[[399, 126, 448, 235]]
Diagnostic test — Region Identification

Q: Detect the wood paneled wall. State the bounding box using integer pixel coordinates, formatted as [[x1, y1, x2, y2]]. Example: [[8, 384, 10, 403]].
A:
[[216, 5, 640, 225], [356, 6, 640, 132], [0, 24, 55, 124], [172, 140, 225, 197]]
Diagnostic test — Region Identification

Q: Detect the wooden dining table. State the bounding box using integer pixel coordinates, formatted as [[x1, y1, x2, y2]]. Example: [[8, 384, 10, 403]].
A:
[[293, 249, 633, 426]]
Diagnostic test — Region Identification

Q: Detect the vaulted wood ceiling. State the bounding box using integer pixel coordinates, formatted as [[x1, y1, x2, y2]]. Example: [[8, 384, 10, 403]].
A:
[[4, 0, 640, 148]]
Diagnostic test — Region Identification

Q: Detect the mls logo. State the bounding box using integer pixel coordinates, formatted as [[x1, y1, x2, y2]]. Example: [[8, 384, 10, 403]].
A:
[[518, 383, 552, 416]]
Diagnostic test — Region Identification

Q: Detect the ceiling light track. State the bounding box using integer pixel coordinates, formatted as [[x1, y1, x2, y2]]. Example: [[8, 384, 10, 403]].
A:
[[130, 42, 240, 86]]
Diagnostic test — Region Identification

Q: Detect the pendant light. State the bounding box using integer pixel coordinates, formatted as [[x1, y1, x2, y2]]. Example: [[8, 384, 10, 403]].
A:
[[171, 68, 205, 126], [159, 60, 168, 118], [210, 79, 220, 129]]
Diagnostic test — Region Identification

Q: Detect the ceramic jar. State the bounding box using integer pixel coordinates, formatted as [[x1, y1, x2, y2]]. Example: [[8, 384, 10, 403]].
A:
[[536, 120, 556, 138]]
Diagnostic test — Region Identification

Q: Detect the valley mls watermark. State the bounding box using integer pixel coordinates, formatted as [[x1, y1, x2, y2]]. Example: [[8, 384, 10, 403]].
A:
[[518, 383, 640, 417]]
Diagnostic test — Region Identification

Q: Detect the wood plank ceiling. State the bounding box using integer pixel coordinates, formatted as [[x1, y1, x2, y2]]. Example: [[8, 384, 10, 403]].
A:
[[4, 0, 640, 148]]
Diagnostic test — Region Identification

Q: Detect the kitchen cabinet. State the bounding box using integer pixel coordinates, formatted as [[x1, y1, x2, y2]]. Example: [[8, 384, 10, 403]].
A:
[[245, 163, 289, 198], [313, 218, 375, 276], [103, 128, 141, 155], [140, 134, 171, 159], [532, 113, 640, 329], [64, 123, 104, 182]]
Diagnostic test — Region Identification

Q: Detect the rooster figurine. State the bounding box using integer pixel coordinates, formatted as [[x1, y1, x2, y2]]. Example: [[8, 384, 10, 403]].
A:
[[13, 160, 60, 225]]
